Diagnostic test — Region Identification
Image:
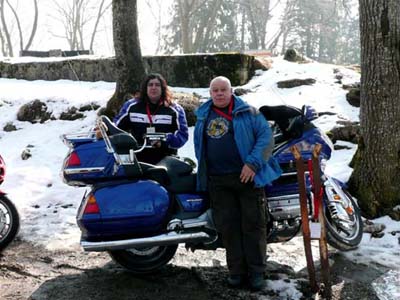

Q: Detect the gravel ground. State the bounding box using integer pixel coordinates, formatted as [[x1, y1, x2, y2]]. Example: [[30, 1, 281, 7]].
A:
[[0, 239, 387, 300]]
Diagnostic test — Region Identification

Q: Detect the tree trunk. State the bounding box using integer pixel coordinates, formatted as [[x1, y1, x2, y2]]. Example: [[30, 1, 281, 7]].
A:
[[0, 0, 13, 56], [6, 0, 23, 52], [177, 0, 192, 53], [348, 0, 400, 218], [24, 0, 39, 51], [104, 0, 146, 118]]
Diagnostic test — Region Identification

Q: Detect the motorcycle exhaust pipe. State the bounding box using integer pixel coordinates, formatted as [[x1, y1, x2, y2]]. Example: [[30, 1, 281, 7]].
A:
[[81, 231, 212, 252]]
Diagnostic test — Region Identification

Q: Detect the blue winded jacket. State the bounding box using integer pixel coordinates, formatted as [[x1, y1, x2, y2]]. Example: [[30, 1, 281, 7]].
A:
[[194, 95, 282, 191]]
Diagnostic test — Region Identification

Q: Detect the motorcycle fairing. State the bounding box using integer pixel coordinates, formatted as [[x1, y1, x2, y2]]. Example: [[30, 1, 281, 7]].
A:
[[175, 193, 207, 213]]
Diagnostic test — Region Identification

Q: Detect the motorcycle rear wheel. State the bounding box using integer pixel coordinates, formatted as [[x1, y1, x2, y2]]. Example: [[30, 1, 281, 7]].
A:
[[108, 245, 178, 274], [0, 194, 20, 251], [324, 191, 363, 251]]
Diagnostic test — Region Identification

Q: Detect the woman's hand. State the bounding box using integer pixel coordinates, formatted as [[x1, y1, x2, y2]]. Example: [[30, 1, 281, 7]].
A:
[[95, 127, 103, 139], [151, 140, 162, 148]]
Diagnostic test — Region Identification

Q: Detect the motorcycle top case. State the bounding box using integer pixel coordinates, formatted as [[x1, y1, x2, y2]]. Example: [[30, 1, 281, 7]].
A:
[[78, 180, 170, 241], [62, 139, 128, 186]]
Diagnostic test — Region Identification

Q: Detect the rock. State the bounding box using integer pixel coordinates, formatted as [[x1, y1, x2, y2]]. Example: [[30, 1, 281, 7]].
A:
[[328, 124, 360, 144], [389, 206, 400, 221], [343, 82, 360, 90], [21, 148, 32, 160], [3, 122, 17, 132], [59, 107, 85, 121], [319, 111, 336, 117], [174, 92, 201, 127], [79, 103, 100, 112], [334, 144, 352, 150], [346, 88, 360, 107], [17, 99, 51, 123], [233, 88, 251, 96], [277, 78, 316, 88], [335, 73, 343, 80], [252, 56, 272, 71], [283, 48, 306, 62], [61, 204, 74, 209]]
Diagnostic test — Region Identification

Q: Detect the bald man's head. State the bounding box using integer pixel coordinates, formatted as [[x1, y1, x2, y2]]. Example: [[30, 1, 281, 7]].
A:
[[209, 76, 233, 108]]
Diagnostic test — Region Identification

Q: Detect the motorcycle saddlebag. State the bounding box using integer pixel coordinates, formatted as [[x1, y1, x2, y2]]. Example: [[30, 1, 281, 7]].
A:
[[78, 180, 170, 241]]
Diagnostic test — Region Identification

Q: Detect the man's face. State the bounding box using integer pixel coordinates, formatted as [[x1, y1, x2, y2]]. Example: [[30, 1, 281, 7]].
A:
[[210, 79, 232, 108], [147, 78, 162, 103]]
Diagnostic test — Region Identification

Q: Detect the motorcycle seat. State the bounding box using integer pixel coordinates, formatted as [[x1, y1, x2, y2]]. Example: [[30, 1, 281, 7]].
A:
[[156, 156, 193, 177], [140, 161, 196, 193]]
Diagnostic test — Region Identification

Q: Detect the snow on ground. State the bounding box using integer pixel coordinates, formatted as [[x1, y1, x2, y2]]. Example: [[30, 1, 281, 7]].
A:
[[1, 56, 399, 299]]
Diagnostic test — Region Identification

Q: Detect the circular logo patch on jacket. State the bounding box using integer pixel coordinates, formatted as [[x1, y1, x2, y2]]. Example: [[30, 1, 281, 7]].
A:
[[206, 117, 229, 139]]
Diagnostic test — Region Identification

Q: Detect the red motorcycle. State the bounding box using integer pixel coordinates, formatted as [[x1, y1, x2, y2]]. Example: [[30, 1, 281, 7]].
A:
[[0, 154, 19, 251]]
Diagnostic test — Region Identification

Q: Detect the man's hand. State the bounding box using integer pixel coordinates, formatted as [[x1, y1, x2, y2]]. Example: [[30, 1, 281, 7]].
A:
[[240, 164, 255, 183]]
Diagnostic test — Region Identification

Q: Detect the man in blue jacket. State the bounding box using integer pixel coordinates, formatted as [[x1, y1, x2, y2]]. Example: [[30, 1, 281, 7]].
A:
[[194, 76, 281, 291]]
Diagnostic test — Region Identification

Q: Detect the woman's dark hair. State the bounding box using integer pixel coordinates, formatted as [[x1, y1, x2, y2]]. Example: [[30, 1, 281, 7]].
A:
[[139, 73, 173, 105]]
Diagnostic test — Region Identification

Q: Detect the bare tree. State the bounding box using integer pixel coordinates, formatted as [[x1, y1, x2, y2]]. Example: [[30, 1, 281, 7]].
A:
[[0, 0, 13, 56], [145, 0, 163, 54], [89, 0, 111, 53], [175, 0, 212, 53], [2, 0, 38, 53], [348, 0, 400, 217], [49, 0, 111, 52], [24, 0, 38, 51], [104, 0, 146, 117], [239, 0, 272, 50]]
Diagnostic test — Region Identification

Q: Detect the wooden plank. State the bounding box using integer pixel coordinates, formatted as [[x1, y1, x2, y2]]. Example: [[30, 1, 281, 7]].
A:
[[290, 145, 318, 293], [312, 144, 332, 299]]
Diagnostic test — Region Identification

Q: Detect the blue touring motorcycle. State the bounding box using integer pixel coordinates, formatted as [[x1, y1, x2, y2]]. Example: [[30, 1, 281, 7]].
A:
[[61, 105, 363, 274]]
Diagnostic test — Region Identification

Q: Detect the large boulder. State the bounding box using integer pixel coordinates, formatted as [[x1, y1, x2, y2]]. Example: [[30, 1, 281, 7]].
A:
[[17, 100, 51, 123], [328, 123, 360, 144], [252, 56, 272, 71], [174, 92, 201, 127], [346, 88, 360, 107], [283, 49, 306, 62]]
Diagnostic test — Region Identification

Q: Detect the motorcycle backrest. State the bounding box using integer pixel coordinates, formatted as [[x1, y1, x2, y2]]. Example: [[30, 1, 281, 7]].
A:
[[260, 105, 304, 140], [99, 115, 127, 136]]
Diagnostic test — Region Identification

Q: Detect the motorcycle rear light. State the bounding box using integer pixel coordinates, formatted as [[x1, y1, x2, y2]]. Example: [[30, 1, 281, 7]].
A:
[[67, 152, 81, 166], [84, 195, 100, 214]]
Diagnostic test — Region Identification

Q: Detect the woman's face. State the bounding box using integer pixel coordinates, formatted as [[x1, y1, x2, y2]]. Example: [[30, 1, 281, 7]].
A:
[[147, 78, 162, 104]]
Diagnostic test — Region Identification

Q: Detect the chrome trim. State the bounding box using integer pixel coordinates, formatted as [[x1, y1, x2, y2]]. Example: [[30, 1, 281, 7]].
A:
[[64, 167, 105, 175], [267, 194, 300, 201], [324, 176, 356, 226], [167, 209, 215, 231], [81, 231, 212, 252]]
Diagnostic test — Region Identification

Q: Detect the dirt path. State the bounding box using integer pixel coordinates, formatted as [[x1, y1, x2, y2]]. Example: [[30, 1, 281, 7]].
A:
[[0, 240, 387, 300]]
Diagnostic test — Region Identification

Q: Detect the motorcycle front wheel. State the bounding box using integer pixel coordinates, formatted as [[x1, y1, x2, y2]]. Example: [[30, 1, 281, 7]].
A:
[[108, 245, 178, 274], [324, 190, 363, 251], [0, 194, 20, 251]]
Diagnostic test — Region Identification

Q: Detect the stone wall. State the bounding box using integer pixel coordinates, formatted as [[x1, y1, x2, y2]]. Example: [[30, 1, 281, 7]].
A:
[[0, 53, 255, 87]]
